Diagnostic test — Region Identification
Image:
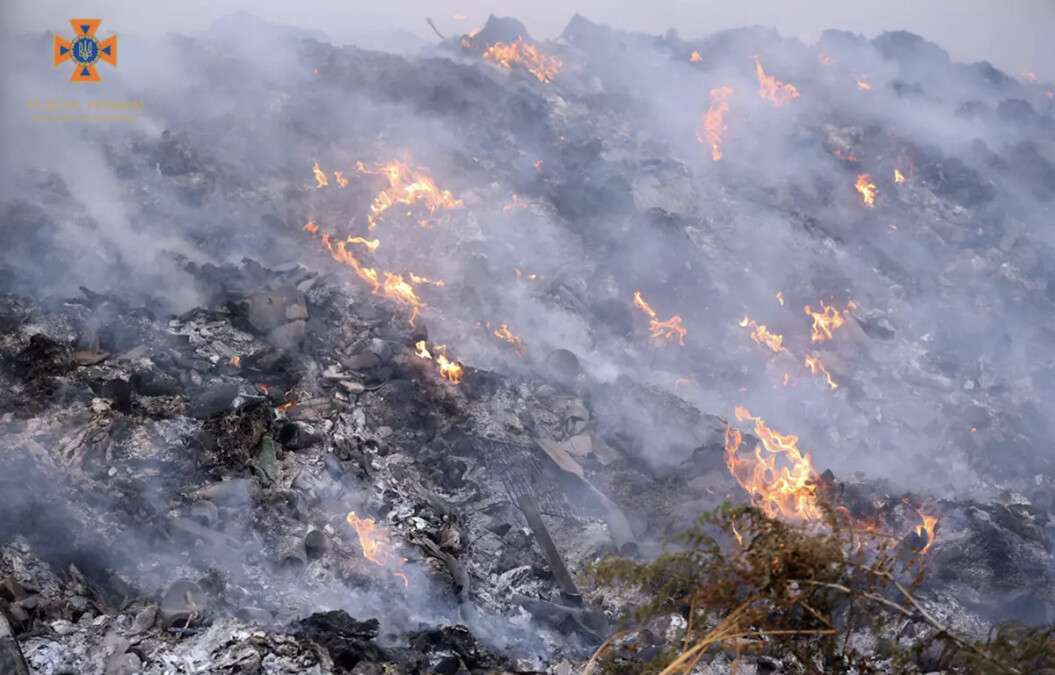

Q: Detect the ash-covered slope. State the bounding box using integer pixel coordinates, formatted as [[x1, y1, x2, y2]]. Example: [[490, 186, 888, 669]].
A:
[[0, 11, 1053, 674]]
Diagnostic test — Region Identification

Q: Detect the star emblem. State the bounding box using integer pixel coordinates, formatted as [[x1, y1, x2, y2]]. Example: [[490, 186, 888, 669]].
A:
[[53, 19, 117, 83]]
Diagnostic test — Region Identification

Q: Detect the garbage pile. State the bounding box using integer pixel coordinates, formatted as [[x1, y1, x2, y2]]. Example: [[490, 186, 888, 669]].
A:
[[1, 11, 1053, 674]]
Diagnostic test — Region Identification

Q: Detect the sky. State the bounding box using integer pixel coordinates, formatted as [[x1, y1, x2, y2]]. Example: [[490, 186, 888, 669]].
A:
[[3, 0, 1053, 80]]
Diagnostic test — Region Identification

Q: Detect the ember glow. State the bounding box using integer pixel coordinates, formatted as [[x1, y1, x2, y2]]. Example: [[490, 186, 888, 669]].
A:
[[346, 512, 409, 588], [753, 55, 800, 107], [354, 160, 462, 230], [776, 291, 785, 306], [724, 406, 822, 522], [633, 291, 687, 346], [492, 323, 526, 355], [697, 85, 733, 161], [856, 76, 873, 91], [894, 168, 906, 184], [804, 300, 856, 343], [689, 50, 702, 63], [855, 173, 877, 207], [415, 340, 464, 384], [482, 37, 562, 83], [804, 353, 838, 390], [739, 316, 786, 353]]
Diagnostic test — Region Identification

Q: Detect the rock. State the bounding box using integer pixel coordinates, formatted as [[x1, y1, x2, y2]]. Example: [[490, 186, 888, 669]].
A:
[[268, 320, 306, 351], [130, 368, 183, 396], [187, 383, 240, 419], [293, 611, 385, 671], [545, 349, 580, 384], [159, 580, 208, 628]]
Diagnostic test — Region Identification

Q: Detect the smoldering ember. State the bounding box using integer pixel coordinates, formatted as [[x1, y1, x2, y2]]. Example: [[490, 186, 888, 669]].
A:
[[1, 9, 1054, 675]]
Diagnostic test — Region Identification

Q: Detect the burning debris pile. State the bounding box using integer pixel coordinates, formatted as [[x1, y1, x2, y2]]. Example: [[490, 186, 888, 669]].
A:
[[2, 9, 1055, 674]]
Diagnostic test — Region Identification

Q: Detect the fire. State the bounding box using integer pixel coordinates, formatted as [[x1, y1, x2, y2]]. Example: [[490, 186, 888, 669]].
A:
[[503, 193, 528, 211], [894, 168, 906, 184], [804, 300, 856, 343], [493, 323, 525, 355], [346, 512, 409, 588], [308, 223, 430, 325], [776, 291, 784, 306], [817, 52, 833, 66], [739, 316, 786, 353], [697, 86, 733, 161], [334, 170, 348, 188], [352, 160, 462, 230], [804, 353, 838, 390], [229, 355, 241, 367], [690, 50, 702, 63], [312, 161, 329, 189], [514, 268, 539, 282], [753, 55, 799, 107], [415, 340, 464, 384], [633, 291, 688, 346], [276, 399, 297, 413], [913, 508, 939, 554], [856, 76, 873, 91], [855, 173, 877, 207], [482, 37, 562, 83], [724, 406, 822, 522]]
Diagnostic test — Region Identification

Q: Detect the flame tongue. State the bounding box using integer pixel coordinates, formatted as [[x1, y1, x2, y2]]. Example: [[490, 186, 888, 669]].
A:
[[855, 173, 877, 207], [482, 37, 562, 83], [739, 315, 786, 353], [346, 512, 409, 588], [633, 291, 687, 346], [698, 86, 733, 161], [804, 300, 856, 343], [725, 406, 821, 522], [415, 340, 463, 384], [754, 55, 800, 107], [354, 160, 462, 230]]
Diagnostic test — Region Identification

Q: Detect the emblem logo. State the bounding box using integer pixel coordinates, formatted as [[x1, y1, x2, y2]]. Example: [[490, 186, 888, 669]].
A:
[[53, 19, 117, 83]]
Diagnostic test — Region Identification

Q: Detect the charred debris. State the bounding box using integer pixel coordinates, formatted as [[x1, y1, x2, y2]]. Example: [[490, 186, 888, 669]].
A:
[[2, 11, 1055, 675]]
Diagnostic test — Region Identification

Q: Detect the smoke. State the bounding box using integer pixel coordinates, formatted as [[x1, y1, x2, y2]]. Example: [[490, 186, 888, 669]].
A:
[[1, 0, 1053, 655]]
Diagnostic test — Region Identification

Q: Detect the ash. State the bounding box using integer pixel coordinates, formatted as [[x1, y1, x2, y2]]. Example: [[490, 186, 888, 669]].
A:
[[1, 10, 1053, 675]]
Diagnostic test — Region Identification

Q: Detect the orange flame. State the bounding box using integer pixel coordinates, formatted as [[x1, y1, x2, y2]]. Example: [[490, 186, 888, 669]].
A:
[[855, 173, 877, 207], [697, 86, 733, 161], [308, 223, 430, 325], [894, 168, 906, 184], [725, 406, 822, 522], [503, 193, 528, 211], [817, 52, 833, 66], [493, 323, 525, 355], [633, 291, 688, 346], [914, 508, 939, 555], [689, 50, 702, 63], [739, 316, 786, 353], [415, 340, 464, 384], [804, 300, 856, 343], [804, 353, 838, 390], [482, 37, 562, 83], [312, 161, 329, 189], [754, 55, 800, 107], [354, 160, 462, 230], [776, 291, 785, 306], [334, 170, 348, 188], [856, 76, 873, 91], [229, 355, 241, 367], [346, 512, 409, 588]]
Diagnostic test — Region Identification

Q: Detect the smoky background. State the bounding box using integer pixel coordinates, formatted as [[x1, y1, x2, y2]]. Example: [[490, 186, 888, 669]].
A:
[[0, 0, 1053, 657]]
